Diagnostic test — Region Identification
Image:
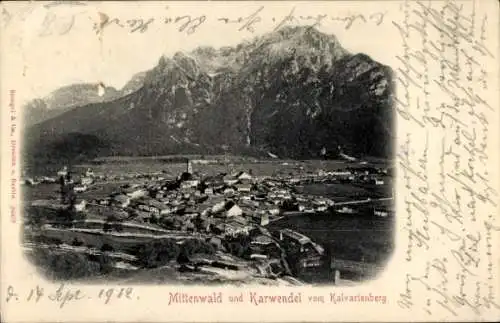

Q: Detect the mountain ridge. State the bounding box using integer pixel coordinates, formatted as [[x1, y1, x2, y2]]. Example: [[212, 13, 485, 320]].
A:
[[25, 26, 394, 168]]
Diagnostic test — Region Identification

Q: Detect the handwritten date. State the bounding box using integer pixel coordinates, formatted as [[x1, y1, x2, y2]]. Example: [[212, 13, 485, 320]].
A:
[[5, 284, 136, 308]]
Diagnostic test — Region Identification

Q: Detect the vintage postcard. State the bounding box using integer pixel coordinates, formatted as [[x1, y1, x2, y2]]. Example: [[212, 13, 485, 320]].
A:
[[1, 0, 499, 322]]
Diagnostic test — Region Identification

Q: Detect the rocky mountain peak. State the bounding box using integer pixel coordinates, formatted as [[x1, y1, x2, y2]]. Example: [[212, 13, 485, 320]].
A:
[[26, 27, 393, 167]]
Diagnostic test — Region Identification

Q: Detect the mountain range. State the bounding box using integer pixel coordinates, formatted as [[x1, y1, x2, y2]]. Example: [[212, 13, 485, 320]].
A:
[[23, 71, 147, 126], [24, 26, 394, 169]]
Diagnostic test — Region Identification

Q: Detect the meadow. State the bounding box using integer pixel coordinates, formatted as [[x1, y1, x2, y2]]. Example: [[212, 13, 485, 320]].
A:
[[268, 211, 393, 282]]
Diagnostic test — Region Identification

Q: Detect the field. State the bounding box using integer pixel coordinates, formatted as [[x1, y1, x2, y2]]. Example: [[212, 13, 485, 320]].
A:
[[27, 155, 388, 178], [295, 182, 391, 202], [269, 213, 393, 262]]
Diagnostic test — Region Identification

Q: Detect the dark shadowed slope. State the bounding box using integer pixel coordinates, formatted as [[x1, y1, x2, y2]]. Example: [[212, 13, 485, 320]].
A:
[[26, 26, 394, 165]]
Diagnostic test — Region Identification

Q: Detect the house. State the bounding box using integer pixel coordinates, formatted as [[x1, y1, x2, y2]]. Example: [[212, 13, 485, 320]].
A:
[[226, 204, 243, 217], [253, 192, 267, 201], [208, 236, 223, 249], [224, 188, 236, 197], [230, 214, 248, 226], [211, 200, 227, 214], [237, 171, 253, 181], [202, 173, 224, 185], [182, 220, 196, 232], [127, 189, 147, 199], [212, 222, 226, 234], [370, 178, 384, 185], [98, 198, 110, 206], [316, 206, 328, 212], [312, 198, 329, 206], [279, 229, 325, 256], [181, 180, 200, 190], [81, 177, 93, 185], [186, 160, 193, 174], [223, 174, 239, 186], [235, 183, 252, 192], [136, 201, 170, 215], [40, 176, 57, 184], [224, 223, 251, 236], [374, 209, 389, 217], [330, 171, 352, 176], [74, 200, 87, 212], [141, 198, 170, 215], [237, 171, 252, 180], [160, 206, 175, 216], [318, 169, 327, 177], [267, 207, 280, 216], [112, 194, 130, 208], [251, 234, 275, 246], [57, 166, 68, 177], [162, 180, 180, 191], [279, 229, 309, 245], [250, 235, 281, 258], [250, 254, 268, 260], [336, 206, 356, 214], [137, 204, 155, 213], [201, 218, 212, 233], [74, 185, 88, 193], [85, 168, 94, 177], [260, 214, 270, 226], [23, 177, 39, 186], [183, 206, 198, 214], [224, 179, 239, 186], [299, 256, 323, 269]]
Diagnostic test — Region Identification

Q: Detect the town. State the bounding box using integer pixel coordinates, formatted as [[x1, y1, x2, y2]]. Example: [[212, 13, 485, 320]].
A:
[[23, 158, 393, 285]]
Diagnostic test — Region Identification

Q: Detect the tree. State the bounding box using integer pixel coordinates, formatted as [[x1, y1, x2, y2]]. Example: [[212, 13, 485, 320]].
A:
[[114, 222, 123, 232], [136, 240, 180, 268], [101, 244, 114, 252], [180, 239, 215, 257], [103, 222, 112, 232], [223, 234, 251, 258], [97, 254, 114, 274], [149, 214, 158, 225], [193, 215, 204, 232], [57, 208, 75, 228], [71, 238, 84, 247], [34, 251, 100, 280], [59, 176, 66, 203], [103, 214, 123, 232]]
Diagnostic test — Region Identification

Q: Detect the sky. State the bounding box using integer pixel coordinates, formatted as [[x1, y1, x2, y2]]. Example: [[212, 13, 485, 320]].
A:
[[3, 1, 402, 105]]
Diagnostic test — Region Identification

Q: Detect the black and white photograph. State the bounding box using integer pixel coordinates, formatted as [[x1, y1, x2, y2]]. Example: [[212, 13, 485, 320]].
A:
[[21, 19, 394, 286], [3, 0, 500, 322]]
